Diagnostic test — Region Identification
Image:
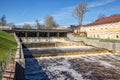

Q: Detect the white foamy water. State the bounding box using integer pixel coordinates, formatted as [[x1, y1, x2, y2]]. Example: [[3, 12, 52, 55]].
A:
[[25, 53, 120, 80]]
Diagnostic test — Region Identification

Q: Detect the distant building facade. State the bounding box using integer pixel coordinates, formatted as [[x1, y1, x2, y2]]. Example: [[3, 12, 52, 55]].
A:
[[75, 14, 120, 40]]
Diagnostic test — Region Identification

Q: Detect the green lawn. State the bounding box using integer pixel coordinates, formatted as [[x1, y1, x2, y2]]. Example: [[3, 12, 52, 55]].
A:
[[87, 37, 120, 43], [0, 30, 17, 68]]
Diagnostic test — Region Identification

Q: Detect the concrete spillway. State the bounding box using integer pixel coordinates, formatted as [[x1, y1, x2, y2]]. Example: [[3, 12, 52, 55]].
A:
[[22, 40, 109, 58], [23, 46, 109, 58]]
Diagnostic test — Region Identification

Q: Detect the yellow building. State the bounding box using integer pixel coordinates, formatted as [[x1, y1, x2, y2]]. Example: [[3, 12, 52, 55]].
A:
[[79, 14, 120, 40]]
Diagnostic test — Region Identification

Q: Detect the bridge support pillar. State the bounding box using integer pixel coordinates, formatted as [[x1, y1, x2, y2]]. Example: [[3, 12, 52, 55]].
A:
[[25, 32, 28, 42], [37, 32, 40, 42], [47, 32, 50, 37], [57, 32, 59, 38], [47, 32, 50, 41]]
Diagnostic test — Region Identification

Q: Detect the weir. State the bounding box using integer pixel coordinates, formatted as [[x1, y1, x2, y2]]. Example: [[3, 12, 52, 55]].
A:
[[14, 29, 114, 80], [21, 38, 109, 58]]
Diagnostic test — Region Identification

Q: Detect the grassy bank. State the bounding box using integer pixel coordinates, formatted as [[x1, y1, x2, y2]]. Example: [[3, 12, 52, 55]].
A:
[[75, 35, 120, 43], [0, 30, 17, 68], [87, 37, 120, 43]]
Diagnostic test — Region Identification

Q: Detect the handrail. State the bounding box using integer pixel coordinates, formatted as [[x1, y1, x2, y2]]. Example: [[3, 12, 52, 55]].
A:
[[3, 49, 12, 72], [0, 48, 13, 79]]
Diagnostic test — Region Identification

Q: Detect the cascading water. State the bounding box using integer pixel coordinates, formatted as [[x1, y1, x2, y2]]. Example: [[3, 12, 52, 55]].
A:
[[23, 38, 120, 80]]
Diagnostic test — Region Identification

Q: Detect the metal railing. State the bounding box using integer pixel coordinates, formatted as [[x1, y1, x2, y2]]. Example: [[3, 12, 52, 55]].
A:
[[0, 48, 13, 78], [0, 61, 2, 74], [3, 49, 12, 71]]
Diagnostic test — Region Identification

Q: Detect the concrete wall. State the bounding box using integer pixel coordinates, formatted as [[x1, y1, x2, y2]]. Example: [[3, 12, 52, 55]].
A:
[[20, 37, 67, 43], [0, 26, 12, 30], [67, 33, 120, 54], [14, 33, 25, 80], [14, 33, 24, 60]]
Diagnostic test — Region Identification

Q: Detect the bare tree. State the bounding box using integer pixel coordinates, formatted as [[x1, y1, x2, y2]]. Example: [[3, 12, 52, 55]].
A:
[[35, 20, 41, 29], [23, 23, 31, 29], [98, 13, 106, 19], [44, 15, 59, 28], [7, 23, 15, 28], [73, 2, 88, 26], [0, 15, 7, 26]]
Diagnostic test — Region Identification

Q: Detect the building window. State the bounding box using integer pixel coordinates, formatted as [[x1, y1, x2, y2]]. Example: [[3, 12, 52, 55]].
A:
[[116, 32, 119, 39], [97, 35, 99, 38], [105, 28, 107, 29], [94, 34, 95, 38]]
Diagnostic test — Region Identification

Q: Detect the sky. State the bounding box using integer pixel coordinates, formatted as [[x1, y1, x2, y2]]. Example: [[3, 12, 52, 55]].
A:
[[0, 0, 120, 26]]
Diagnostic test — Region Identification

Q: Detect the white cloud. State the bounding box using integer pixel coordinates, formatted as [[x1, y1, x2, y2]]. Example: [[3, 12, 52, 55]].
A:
[[52, 6, 75, 25], [88, 0, 116, 8], [16, 19, 44, 26], [51, 0, 116, 25], [16, 21, 35, 25]]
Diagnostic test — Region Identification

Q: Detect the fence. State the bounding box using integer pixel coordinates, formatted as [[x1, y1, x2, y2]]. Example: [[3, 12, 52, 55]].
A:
[[0, 61, 2, 74], [0, 48, 13, 78]]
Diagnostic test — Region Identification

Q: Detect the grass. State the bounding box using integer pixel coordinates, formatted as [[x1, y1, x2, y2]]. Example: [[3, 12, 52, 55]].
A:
[[75, 34, 84, 37], [75, 34, 120, 43], [87, 37, 100, 40], [0, 30, 17, 69], [87, 37, 120, 43], [100, 39, 120, 43]]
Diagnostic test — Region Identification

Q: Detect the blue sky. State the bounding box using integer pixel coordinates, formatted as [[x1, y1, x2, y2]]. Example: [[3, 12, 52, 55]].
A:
[[0, 0, 120, 26]]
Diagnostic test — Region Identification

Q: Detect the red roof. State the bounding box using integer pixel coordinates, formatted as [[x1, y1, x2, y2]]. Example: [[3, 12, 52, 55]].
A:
[[85, 14, 120, 26]]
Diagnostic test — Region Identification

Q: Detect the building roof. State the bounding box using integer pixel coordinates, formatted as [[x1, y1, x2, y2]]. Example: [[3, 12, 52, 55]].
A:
[[85, 14, 120, 26]]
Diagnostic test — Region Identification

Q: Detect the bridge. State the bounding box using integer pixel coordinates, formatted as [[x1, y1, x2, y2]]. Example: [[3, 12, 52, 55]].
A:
[[14, 28, 69, 38]]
